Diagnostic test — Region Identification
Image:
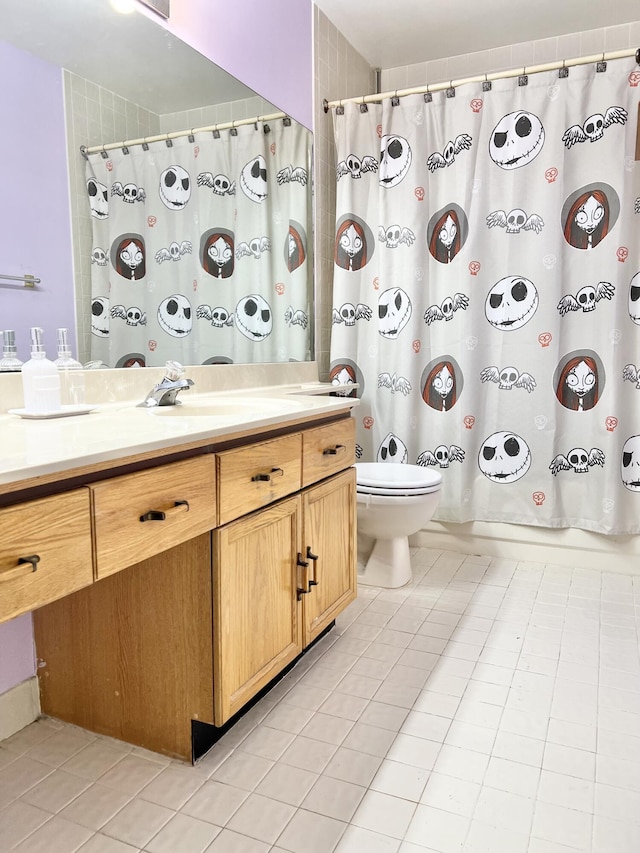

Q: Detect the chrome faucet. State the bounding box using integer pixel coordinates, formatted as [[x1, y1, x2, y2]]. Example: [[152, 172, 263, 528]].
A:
[[139, 361, 194, 407]]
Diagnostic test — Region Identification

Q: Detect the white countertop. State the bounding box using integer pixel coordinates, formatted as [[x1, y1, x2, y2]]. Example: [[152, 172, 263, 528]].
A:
[[0, 363, 359, 489]]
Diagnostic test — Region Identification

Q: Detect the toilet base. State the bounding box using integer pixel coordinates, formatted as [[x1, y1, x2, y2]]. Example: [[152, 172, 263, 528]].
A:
[[358, 535, 413, 588]]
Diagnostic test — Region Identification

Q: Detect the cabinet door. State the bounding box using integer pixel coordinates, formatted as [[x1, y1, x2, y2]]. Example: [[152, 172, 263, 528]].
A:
[[302, 468, 357, 646], [213, 496, 302, 725]]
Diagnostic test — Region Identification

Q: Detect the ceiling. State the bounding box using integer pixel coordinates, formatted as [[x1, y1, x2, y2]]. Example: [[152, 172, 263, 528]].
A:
[[0, 0, 258, 114], [314, 0, 640, 70]]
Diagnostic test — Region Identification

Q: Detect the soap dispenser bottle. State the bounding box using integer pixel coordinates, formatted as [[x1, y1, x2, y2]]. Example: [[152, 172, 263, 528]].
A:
[[54, 328, 85, 405], [0, 330, 23, 372], [21, 327, 62, 414]]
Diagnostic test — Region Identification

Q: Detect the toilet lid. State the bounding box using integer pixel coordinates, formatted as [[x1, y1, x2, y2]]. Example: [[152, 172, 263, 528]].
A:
[[355, 462, 442, 490], [357, 482, 440, 496]]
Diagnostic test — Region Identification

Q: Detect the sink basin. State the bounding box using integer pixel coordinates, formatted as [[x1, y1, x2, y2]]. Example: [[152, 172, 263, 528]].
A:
[[144, 395, 305, 419]]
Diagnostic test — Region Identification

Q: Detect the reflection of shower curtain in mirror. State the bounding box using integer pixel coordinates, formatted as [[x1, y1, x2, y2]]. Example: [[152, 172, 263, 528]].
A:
[[85, 119, 312, 367], [330, 58, 640, 534]]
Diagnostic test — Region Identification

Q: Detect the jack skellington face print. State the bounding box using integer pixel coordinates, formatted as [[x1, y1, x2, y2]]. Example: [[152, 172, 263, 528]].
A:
[[562, 105, 627, 148], [87, 178, 109, 219], [240, 155, 268, 203], [91, 296, 110, 337], [489, 111, 545, 170], [378, 288, 412, 339], [157, 294, 192, 337], [235, 294, 272, 341], [478, 432, 531, 483], [485, 277, 538, 330], [379, 135, 412, 188], [377, 433, 408, 464], [159, 166, 191, 210], [629, 272, 640, 325], [621, 436, 640, 491]]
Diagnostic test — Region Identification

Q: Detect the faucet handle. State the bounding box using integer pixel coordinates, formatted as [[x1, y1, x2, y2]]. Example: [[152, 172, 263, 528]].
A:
[[163, 360, 185, 381]]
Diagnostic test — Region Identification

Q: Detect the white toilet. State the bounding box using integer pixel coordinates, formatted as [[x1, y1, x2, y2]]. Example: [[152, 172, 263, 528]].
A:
[[356, 462, 442, 588]]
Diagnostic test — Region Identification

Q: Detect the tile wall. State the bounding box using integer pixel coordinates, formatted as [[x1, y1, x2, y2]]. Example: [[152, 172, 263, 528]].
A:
[[313, 7, 376, 379]]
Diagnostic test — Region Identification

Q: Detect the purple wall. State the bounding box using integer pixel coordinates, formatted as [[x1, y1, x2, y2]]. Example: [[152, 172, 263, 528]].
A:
[[0, 41, 77, 364], [0, 42, 75, 695], [0, 616, 34, 695], [141, 0, 314, 130]]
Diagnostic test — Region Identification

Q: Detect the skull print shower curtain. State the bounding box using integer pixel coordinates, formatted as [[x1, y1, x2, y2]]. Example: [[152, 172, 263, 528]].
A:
[[85, 119, 312, 367], [330, 58, 640, 534]]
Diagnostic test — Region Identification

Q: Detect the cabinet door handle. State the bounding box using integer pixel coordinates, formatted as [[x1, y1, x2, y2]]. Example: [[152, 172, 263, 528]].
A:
[[306, 546, 319, 587], [251, 467, 284, 482], [322, 444, 346, 456], [296, 553, 310, 600], [0, 554, 40, 582], [139, 500, 189, 522]]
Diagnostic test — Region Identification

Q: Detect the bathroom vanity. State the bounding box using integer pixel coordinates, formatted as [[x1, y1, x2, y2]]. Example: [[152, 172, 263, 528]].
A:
[[0, 365, 358, 762]]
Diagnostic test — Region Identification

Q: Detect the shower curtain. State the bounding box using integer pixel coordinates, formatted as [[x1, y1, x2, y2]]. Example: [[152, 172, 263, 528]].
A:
[[85, 119, 312, 368], [330, 58, 640, 534]]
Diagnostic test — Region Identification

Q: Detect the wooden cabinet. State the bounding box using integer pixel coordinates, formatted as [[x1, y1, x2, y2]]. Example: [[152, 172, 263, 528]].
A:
[[213, 467, 357, 725], [30, 412, 356, 761], [213, 497, 302, 724], [301, 468, 357, 647], [0, 490, 92, 622]]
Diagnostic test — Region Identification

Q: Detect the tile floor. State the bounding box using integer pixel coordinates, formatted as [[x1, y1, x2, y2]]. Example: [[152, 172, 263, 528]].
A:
[[1, 547, 640, 852]]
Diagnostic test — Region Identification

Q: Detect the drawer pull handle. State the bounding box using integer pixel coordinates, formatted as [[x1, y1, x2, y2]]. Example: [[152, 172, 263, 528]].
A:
[[322, 444, 346, 456], [139, 500, 189, 522], [307, 547, 319, 587], [0, 554, 40, 582], [251, 467, 284, 483]]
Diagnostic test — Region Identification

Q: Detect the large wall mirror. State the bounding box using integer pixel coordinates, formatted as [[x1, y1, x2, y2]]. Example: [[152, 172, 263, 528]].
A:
[[0, 0, 314, 368]]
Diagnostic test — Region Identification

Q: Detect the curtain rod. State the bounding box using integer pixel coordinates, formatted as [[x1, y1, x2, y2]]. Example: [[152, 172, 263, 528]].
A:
[[323, 47, 640, 112], [80, 111, 289, 157]]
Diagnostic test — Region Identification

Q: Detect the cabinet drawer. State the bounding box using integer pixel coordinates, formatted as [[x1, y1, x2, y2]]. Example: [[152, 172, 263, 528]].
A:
[[302, 417, 355, 487], [216, 433, 302, 525], [0, 489, 92, 622], [90, 455, 216, 578]]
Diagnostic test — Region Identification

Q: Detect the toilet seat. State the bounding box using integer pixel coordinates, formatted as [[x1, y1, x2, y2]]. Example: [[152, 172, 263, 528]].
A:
[[356, 462, 442, 495]]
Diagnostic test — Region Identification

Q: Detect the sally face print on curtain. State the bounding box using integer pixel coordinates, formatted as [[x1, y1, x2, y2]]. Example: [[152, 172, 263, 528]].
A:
[[427, 204, 468, 263], [86, 118, 312, 367], [335, 214, 374, 270], [330, 57, 640, 534], [562, 183, 620, 250], [112, 235, 146, 280], [554, 350, 605, 412]]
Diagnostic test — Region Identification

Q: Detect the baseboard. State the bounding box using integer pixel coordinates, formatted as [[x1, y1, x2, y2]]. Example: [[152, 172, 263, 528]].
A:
[[0, 677, 40, 741], [411, 520, 640, 575]]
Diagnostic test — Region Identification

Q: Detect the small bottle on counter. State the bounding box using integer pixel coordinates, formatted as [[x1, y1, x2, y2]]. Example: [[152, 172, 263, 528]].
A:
[[54, 328, 85, 405], [0, 330, 23, 372], [21, 327, 62, 414]]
